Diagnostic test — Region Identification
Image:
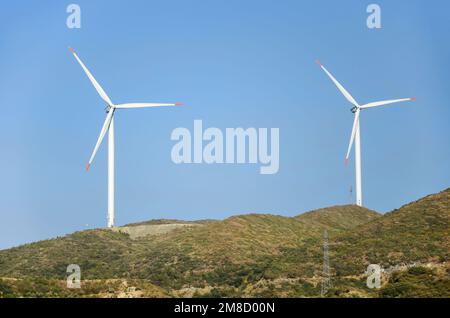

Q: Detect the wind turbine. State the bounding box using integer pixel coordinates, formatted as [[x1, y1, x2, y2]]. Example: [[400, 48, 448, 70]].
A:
[[69, 47, 181, 228], [316, 60, 415, 207]]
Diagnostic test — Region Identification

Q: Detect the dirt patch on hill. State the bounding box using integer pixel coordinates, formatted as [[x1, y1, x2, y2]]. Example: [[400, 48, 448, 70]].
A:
[[112, 223, 201, 239]]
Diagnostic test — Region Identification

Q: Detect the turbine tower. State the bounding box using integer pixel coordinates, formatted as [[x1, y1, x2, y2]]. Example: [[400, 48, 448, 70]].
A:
[[316, 60, 415, 207], [69, 48, 181, 228]]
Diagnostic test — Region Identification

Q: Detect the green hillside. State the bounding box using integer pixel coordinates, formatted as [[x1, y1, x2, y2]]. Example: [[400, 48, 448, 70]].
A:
[[0, 189, 448, 298], [333, 188, 449, 276]]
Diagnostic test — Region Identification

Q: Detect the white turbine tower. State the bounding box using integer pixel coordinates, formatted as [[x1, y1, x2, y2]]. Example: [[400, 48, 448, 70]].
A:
[[69, 48, 181, 228], [316, 60, 415, 207]]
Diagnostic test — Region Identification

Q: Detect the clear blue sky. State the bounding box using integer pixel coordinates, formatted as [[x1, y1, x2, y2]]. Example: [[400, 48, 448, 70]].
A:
[[0, 0, 449, 249]]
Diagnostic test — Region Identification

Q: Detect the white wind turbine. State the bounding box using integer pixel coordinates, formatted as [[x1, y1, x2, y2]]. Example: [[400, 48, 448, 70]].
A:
[[69, 47, 182, 228], [316, 60, 415, 207]]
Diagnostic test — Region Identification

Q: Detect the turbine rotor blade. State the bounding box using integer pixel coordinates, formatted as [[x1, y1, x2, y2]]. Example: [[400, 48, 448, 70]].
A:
[[345, 110, 360, 165], [316, 60, 359, 107], [69, 47, 113, 106], [360, 97, 416, 109], [114, 103, 182, 109], [86, 110, 115, 171]]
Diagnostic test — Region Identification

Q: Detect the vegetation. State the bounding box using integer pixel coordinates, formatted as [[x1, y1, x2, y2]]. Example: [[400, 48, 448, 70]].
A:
[[380, 265, 449, 298], [0, 278, 168, 298], [332, 188, 449, 276], [0, 188, 448, 298]]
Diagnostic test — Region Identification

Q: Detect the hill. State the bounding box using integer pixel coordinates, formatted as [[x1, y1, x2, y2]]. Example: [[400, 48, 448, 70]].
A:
[[0, 189, 448, 297], [333, 188, 449, 276]]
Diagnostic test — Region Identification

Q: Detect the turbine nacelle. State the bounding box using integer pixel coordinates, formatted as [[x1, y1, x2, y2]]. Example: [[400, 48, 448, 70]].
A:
[[105, 104, 114, 113]]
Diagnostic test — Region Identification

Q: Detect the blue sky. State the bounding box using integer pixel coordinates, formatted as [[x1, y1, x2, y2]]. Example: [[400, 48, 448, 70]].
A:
[[0, 0, 449, 249]]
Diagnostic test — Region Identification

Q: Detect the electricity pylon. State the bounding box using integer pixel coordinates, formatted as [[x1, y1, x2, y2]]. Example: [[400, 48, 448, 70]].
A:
[[321, 230, 332, 296]]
